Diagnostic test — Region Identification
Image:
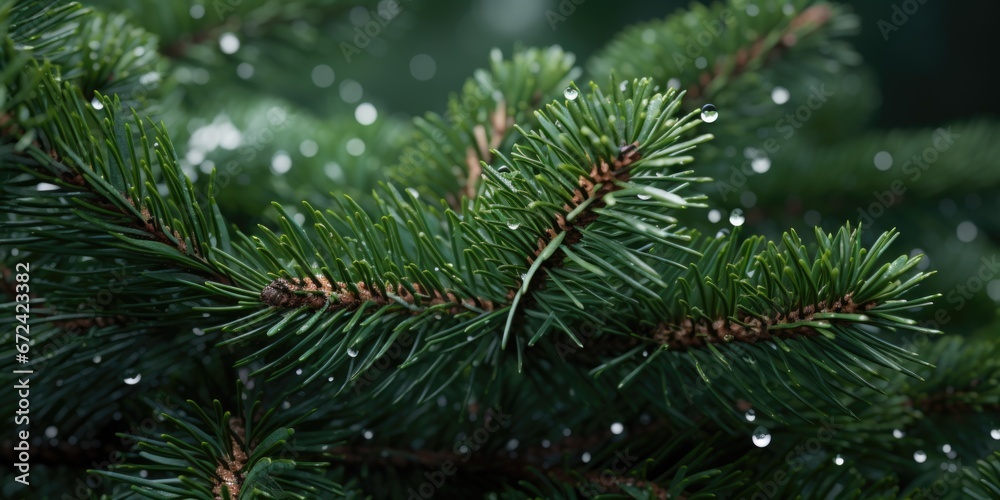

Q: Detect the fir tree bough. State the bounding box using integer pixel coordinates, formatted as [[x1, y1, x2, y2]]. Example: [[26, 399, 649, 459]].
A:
[[2, 0, 998, 498]]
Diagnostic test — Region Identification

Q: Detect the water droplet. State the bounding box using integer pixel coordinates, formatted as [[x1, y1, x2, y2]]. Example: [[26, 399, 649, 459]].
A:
[[328, 376, 334, 382], [991, 429, 1000, 440], [914, 450, 927, 463], [771, 86, 790, 105], [751, 156, 771, 174], [124, 373, 142, 385], [942, 443, 952, 453], [563, 428, 571, 437], [347, 348, 359, 358], [219, 32, 240, 54], [834, 454, 844, 466], [637, 194, 652, 200], [957, 221, 977, 242], [91, 98, 104, 110], [874, 151, 893, 171], [45, 426, 58, 438], [466, 335, 474, 341], [751, 426, 771, 447], [582, 452, 591, 463], [893, 429, 905, 439], [708, 209, 721, 223], [363, 430, 374, 440], [506, 220, 521, 230], [506, 438, 519, 450], [610, 422, 624, 435], [716, 228, 731, 238], [700, 104, 718, 123], [295, 368, 303, 375], [355, 102, 378, 125], [744, 409, 756, 422], [410, 53, 436, 81], [271, 151, 292, 174], [497, 165, 510, 173], [564, 87, 579, 100], [346, 137, 365, 156], [729, 208, 745, 226], [619, 80, 628, 91], [542, 439, 551, 448], [92, 355, 102, 363], [667, 77, 680, 89]]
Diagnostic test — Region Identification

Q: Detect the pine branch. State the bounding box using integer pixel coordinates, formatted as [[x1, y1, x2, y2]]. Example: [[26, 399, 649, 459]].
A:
[[511, 140, 644, 309], [259, 275, 498, 313], [901, 336, 1000, 416], [650, 290, 874, 350], [689, 4, 834, 101], [181, 78, 713, 390], [93, 397, 342, 499], [551, 225, 940, 423], [588, 0, 856, 103], [393, 47, 580, 208], [586, 0, 862, 189], [87, 0, 366, 60]]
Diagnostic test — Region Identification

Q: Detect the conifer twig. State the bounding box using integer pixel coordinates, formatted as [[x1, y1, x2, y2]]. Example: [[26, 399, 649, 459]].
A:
[[650, 292, 875, 350], [686, 4, 833, 100], [260, 275, 496, 313]]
